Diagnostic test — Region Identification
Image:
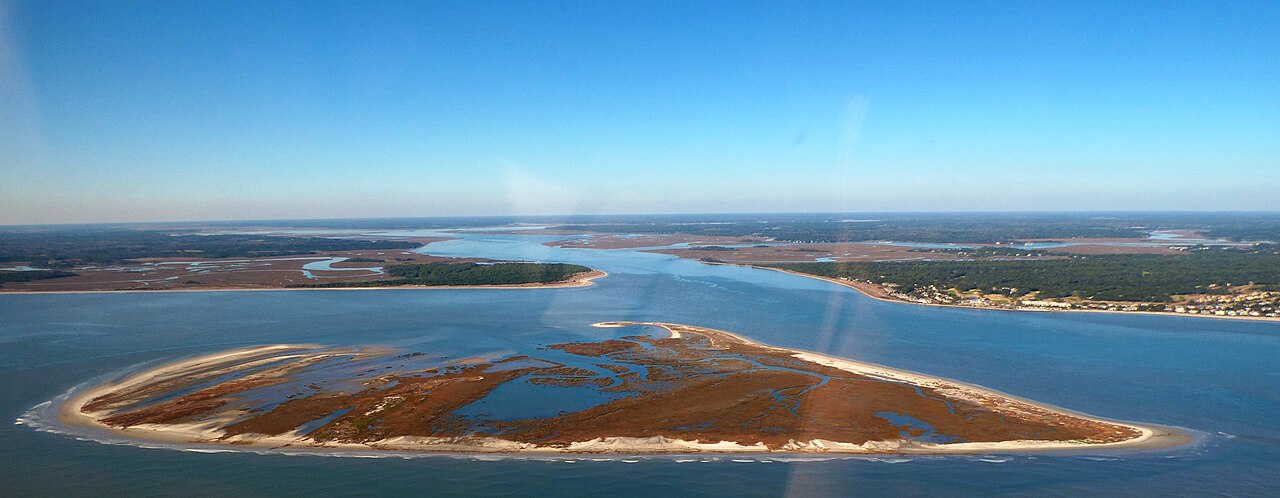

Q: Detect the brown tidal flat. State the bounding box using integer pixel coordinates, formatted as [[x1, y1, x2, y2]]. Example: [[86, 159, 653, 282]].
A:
[[59, 322, 1177, 455], [644, 243, 993, 263], [546, 234, 769, 250], [0, 239, 460, 293], [1, 236, 612, 293], [1035, 244, 1184, 255], [645, 242, 1186, 263]]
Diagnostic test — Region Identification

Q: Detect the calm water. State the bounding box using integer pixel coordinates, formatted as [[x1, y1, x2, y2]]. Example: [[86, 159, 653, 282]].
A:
[[2, 230, 1279, 496]]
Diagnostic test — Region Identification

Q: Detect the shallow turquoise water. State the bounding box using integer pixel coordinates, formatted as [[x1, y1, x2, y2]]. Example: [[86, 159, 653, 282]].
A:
[[2, 230, 1279, 496]]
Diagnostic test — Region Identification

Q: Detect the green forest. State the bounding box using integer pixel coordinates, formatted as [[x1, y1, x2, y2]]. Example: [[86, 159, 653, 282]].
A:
[[766, 249, 1280, 302], [0, 230, 417, 264], [291, 262, 593, 288], [0, 270, 76, 286], [553, 213, 1280, 244]]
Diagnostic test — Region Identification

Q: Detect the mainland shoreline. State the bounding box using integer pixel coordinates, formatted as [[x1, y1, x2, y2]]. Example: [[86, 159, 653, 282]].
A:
[[715, 262, 1280, 324]]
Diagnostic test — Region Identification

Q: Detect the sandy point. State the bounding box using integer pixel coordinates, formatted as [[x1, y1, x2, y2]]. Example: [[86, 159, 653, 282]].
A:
[[593, 321, 1196, 455]]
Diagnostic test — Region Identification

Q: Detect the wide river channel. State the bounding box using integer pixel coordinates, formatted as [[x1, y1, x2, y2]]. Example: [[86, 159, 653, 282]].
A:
[[2, 228, 1278, 496]]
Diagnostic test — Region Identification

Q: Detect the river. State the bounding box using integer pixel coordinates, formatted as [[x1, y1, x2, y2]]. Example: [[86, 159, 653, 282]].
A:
[[1, 228, 1277, 496]]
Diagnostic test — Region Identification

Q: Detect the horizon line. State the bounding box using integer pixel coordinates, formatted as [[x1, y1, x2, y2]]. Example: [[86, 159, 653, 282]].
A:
[[4, 209, 1280, 229]]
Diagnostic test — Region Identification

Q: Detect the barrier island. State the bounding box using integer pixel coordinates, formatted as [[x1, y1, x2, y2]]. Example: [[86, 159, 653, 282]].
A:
[[60, 322, 1185, 455]]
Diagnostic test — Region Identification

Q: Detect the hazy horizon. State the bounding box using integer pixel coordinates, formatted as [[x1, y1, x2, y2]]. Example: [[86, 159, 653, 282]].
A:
[[7, 209, 1280, 229], [4, 1, 1278, 224]]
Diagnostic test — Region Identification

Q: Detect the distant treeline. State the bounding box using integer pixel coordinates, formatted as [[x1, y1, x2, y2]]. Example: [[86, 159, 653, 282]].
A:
[[766, 249, 1280, 302], [0, 270, 76, 285], [555, 213, 1280, 244], [290, 262, 593, 288], [557, 219, 1144, 244], [909, 247, 1051, 257], [33, 212, 1273, 241], [0, 230, 416, 264]]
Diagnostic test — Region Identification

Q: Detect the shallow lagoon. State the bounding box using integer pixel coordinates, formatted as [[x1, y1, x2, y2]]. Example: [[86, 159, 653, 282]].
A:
[[2, 229, 1279, 495]]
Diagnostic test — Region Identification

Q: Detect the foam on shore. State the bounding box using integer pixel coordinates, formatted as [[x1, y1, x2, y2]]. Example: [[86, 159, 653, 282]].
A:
[[43, 324, 1194, 457]]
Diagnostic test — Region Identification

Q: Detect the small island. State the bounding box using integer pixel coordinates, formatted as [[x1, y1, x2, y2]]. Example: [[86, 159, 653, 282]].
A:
[[289, 262, 602, 289], [60, 322, 1185, 455]]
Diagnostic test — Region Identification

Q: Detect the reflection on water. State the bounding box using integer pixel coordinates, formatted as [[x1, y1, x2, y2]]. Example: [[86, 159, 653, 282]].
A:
[[300, 257, 385, 279], [875, 412, 958, 444]]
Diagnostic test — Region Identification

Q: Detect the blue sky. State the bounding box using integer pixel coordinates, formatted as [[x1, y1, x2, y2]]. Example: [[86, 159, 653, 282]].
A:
[[2, 1, 1278, 224]]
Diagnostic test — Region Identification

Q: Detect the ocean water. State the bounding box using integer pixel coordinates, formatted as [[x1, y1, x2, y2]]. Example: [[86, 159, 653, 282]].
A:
[[2, 230, 1279, 496]]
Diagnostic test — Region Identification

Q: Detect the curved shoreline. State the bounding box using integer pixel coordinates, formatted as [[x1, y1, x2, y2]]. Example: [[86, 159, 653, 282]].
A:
[[47, 322, 1193, 457], [724, 262, 1280, 324], [596, 322, 1191, 455], [0, 270, 607, 295]]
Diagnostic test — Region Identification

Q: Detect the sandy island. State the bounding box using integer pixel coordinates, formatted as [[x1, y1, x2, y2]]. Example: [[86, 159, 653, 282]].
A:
[[2, 269, 607, 295], [52, 321, 1189, 456]]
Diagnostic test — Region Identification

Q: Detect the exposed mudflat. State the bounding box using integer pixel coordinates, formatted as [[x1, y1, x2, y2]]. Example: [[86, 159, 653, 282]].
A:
[[60, 322, 1170, 455]]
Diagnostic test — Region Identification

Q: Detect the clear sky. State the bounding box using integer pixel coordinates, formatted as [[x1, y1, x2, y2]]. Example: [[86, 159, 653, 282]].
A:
[[2, 1, 1278, 224]]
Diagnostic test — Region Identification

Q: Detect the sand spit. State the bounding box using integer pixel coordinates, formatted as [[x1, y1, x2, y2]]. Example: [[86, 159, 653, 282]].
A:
[[597, 322, 1189, 455], [2, 270, 607, 295]]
